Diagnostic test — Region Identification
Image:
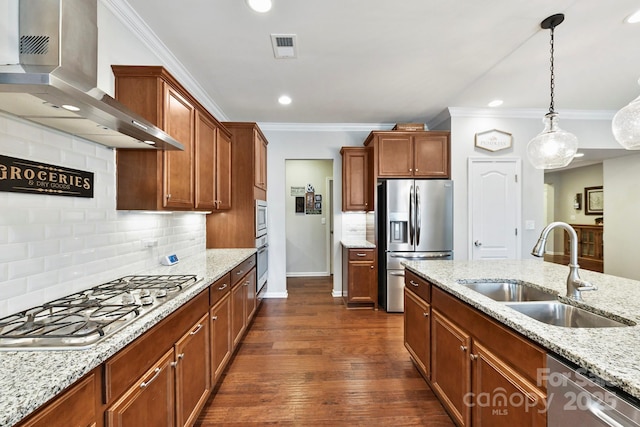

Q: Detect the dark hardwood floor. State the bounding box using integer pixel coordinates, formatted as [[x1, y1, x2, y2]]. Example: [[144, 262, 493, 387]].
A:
[[196, 276, 454, 426]]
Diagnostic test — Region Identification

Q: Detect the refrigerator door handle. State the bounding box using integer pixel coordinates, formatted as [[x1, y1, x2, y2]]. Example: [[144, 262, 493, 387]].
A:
[[391, 253, 451, 260], [409, 185, 414, 245], [415, 185, 421, 246]]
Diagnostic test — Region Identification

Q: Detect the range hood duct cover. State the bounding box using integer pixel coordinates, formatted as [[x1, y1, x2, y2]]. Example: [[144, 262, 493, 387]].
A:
[[0, 0, 183, 150]]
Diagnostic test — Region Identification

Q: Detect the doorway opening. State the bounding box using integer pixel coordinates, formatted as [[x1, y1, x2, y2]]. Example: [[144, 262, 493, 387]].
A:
[[284, 159, 334, 278]]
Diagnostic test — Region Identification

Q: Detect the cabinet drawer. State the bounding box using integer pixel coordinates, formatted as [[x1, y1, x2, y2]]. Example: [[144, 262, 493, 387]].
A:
[[348, 249, 375, 261], [405, 269, 431, 303], [210, 273, 231, 306], [231, 255, 256, 285]]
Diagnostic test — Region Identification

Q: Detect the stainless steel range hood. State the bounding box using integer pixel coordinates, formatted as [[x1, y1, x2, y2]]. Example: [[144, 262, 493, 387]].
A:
[[0, 0, 183, 150]]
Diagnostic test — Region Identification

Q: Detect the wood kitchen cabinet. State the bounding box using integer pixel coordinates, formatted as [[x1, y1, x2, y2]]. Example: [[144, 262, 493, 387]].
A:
[[106, 349, 176, 427], [195, 111, 232, 211], [18, 370, 100, 427], [404, 272, 547, 427], [207, 122, 269, 248], [174, 313, 211, 427], [341, 248, 377, 308], [210, 291, 232, 385], [230, 255, 257, 349], [112, 65, 231, 211], [340, 147, 372, 211], [404, 283, 431, 380], [364, 131, 450, 178]]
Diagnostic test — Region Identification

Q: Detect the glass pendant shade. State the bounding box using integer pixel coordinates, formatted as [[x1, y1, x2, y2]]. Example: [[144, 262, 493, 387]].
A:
[[612, 80, 640, 149], [527, 113, 578, 169]]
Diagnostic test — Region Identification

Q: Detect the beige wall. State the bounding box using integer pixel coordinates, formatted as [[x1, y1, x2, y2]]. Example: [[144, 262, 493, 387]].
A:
[[544, 164, 603, 253], [603, 153, 640, 279]]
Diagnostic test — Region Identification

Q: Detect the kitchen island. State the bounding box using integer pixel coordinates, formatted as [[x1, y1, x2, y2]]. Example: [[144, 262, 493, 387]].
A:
[[402, 259, 640, 401], [0, 248, 255, 427]]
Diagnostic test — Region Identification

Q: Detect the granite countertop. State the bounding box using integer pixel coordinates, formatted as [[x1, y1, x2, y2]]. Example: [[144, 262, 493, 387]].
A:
[[403, 259, 640, 400], [0, 248, 255, 427], [341, 239, 376, 249]]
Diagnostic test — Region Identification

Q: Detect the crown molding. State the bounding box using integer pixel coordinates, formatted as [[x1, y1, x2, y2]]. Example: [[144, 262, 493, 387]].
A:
[[257, 122, 396, 132], [101, 0, 229, 121], [446, 107, 616, 121]]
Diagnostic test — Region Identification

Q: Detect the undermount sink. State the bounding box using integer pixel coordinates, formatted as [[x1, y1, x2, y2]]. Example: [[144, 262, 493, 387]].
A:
[[458, 280, 557, 302], [506, 301, 632, 328]]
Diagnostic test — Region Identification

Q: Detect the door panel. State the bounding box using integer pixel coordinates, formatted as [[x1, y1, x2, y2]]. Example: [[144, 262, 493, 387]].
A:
[[385, 179, 414, 252], [469, 159, 521, 260], [414, 180, 453, 252]]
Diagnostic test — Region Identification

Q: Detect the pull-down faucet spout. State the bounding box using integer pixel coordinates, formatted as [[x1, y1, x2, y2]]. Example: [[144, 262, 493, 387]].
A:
[[531, 221, 597, 301]]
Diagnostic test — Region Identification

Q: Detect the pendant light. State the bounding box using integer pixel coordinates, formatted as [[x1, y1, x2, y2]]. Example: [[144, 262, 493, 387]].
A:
[[527, 14, 578, 170], [612, 77, 640, 149]]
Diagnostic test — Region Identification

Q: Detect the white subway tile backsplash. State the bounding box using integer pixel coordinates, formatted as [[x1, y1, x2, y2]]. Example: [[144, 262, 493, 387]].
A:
[[0, 116, 207, 317]]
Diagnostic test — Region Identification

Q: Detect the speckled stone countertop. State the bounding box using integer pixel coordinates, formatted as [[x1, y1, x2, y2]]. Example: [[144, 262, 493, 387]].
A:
[[0, 248, 255, 427], [403, 259, 640, 400], [341, 239, 376, 249]]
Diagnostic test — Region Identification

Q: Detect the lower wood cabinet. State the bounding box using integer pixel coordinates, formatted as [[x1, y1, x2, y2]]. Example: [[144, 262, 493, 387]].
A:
[[210, 292, 232, 385], [231, 267, 257, 349], [341, 247, 377, 308], [19, 370, 99, 427], [106, 349, 176, 427], [174, 313, 211, 427], [405, 273, 547, 427], [404, 288, 431, 380]]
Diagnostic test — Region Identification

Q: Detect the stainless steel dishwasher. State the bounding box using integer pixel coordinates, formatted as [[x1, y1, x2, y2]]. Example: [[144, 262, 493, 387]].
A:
[[547, 354, 640, 426]]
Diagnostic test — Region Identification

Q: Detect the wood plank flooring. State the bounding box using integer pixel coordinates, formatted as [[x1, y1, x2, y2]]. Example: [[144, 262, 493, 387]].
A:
[[195, 276, 454, 426]]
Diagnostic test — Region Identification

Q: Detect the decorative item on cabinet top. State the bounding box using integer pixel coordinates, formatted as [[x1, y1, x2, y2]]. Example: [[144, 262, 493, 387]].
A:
[[392, 123, 425, 131]]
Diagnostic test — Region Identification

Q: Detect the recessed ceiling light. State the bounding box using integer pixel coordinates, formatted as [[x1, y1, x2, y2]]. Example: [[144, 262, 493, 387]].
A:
[[247, 0, 272, 13], [573, 152, 585, 158], [62, 104, 80, 112], [488, 99, 503, 107], [278, 95, 292, 105], [626, 9, 640, 23]]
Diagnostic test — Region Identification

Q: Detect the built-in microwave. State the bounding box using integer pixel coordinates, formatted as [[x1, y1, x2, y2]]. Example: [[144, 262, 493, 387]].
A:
[[256, 199, 267, 238]]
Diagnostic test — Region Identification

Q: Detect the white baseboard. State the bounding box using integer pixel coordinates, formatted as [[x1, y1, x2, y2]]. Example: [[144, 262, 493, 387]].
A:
[[262, 291, 288, 298]]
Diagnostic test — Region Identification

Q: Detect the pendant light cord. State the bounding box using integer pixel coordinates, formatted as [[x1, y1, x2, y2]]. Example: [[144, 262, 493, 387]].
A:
[[549, 26, 556, 114]]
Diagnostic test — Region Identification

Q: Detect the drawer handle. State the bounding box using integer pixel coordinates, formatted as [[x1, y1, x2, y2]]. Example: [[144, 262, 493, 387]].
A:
[[236, 270, 244, 275], [212, 315, 218, 321], [409, 280, 419, 287], [140, 368, 162, 388], [217, 283, 228, 291], [190, 324, 203, 335], [356, 253, 367, 257]]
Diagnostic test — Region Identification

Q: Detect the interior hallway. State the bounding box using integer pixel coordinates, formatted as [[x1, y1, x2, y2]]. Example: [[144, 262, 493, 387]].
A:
[[196, 276, 454, 426]]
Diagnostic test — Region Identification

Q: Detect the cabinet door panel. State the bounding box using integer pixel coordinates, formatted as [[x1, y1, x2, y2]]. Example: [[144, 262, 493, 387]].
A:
[[216, 129, 232, 210], [413, 134, 450, 178], [348, 260, 376, 304], [106, 350, 175, 427], [164, 85, 195, 209], [253, 130, 267, 190], [211, 294, 232, 385], [404, 289, 430, 379], [195, 112, 217, 210], [471, 342, 546, 427], [431, 310, 472, 427], [175, 314, 211, 427], [341, 148, 369, 211], [245, 269, 257, 323], [377, 135, 413, 177], [231, 281, 246, 349]]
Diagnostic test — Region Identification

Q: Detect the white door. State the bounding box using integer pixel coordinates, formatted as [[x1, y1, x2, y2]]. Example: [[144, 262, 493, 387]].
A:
[[468, 159, 521, 259]]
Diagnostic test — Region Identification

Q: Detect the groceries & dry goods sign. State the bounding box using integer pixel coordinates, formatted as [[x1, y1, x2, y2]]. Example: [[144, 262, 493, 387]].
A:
[[0, 155, 94, 198]]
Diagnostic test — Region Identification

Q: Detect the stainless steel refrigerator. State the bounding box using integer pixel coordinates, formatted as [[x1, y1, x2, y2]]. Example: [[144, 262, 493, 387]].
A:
[[378, 179, 453, 312]]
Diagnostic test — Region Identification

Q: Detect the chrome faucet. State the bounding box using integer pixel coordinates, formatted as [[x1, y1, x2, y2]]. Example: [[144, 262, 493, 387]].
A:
[[531, 221, 597, 301]]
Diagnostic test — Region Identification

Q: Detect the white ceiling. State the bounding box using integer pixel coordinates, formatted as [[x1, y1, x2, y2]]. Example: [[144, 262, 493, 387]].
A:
[[123, 0, 640, 127]]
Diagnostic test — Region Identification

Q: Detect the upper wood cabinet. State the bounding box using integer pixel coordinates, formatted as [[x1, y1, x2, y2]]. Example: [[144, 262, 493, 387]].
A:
[[112, 65, 231, 211], [340, 147, 372, 211], [254, 130, 267, 192], [207, 123, 269, 248], [364, 131, 450, 178]]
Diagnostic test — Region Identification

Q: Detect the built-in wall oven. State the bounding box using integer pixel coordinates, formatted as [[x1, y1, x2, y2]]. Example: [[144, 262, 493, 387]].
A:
[[256, 200, 268, 295]]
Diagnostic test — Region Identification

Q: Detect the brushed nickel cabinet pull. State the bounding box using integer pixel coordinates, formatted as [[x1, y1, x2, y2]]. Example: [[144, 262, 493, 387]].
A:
[[189, 324, 203, 335], [140, 367, 162, 388]]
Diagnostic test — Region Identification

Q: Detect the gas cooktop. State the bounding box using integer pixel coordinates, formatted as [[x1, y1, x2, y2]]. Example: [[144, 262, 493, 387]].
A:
[[0, 275, 200, 350]]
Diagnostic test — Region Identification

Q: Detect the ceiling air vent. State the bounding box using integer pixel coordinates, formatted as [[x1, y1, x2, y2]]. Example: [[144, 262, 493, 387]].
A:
[[20, 35, 49, 55], [270, 34, 297, 59]]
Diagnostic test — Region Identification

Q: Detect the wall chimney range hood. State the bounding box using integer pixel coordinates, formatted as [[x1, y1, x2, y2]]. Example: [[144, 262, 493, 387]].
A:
[[0, 0, 183, 151]]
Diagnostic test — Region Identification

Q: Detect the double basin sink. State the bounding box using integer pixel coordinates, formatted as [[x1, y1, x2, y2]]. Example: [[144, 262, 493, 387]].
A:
[[457, 280, 633, 328]]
